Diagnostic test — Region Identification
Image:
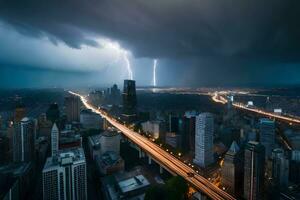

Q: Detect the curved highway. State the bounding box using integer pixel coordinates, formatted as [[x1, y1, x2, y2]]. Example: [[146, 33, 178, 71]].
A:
[[69, 91, 236, 200]]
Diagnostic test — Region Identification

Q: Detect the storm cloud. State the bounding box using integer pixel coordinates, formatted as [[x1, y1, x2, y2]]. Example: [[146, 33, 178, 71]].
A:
[[0, 0, 300, 87]]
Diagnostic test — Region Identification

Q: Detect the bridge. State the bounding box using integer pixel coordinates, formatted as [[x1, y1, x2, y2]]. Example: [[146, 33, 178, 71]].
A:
[[69, 91, 236, 200]]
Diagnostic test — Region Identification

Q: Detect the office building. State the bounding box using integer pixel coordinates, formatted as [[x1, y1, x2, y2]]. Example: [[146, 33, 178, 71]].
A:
[[122, 80, 137, 122], [88, 130, 121, 159], [289, 150, 300, 184], [259, 118, 275, 158], [59, 130, 82, 150], [42, 148, 87, 200], [37, 113, 53, 138], [14, 104, 26, 123], [51, 123, 59, 157], [168, 115, 179, 132], [243, 141, 265, 200], [165, 132, 181, 148], [65, 96, 81, 122], [95, 151, 125, 175], [271, 148, 289, 187], [184, 111, 197, 152], [221, 141, 243, 197], [141, 120, 164, 139], [46, 103, 60, 123], [193, 113, 214, 168], [13, 117, 35, 162], [80, 109, 103, 129]]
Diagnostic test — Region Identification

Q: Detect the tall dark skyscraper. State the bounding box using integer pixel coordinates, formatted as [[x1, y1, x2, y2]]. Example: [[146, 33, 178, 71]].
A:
[[46, 103, 60, 123], [122, 80, 137, 122], [221, 141, 243, 198], [65, 96, 81, 122], [259, 118, 275, 158], [243, 141, 265, 200], [14, 103, 26, 123]]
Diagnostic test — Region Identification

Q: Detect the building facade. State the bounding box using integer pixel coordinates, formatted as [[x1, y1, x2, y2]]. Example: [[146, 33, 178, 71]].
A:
[[259, 118, 275, 158], [51, 123, 59, 157], [65, 96, 81, 122], [42, 148, 87, 200], [13, 117, 35, 162], [193, 113, 214, 168], [243, 141, 265, 200], [122, 80, 137, 122]]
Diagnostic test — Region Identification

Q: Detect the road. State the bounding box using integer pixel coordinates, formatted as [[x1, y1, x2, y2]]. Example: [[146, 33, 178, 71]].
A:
[[69, 91, 236, 200], [212, 92, 300, 125]]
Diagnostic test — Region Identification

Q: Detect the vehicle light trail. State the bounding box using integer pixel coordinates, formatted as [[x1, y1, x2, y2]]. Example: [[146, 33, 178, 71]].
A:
[[69, 91, 236, 200], [212, 92, 300, 125], [152, 59, 157, 86]]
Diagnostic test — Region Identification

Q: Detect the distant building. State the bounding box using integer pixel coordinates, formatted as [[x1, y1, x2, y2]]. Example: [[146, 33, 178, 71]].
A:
[[184, 111, 197, 152], [37, 113, 52, 138], [13, 117, 35, 162], [14, 104, 26, 123], [193, 113, 214, 168], [168, 115, 179, 133], [271, 148, 289, 187], [51, 123, 59, 157], [59, 130, 82, 150], [88, 130, 121, 159], [243, 141, 265, 200], [289, 150, 300, 184], [259, 118, 275, 158], [95, 151, 124, 175], [42, 148, 87, 200], [141, 120, 164, 139], [122, 80, 137, 122], [65, 96, 81, 122], [46, 103, 60, 123], [165, 132, 181, 148], [80, 109, 103, 129], [221, 141, 243, 197]]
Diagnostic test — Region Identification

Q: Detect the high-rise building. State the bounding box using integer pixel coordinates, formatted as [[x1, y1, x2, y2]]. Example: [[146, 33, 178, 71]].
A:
[[46, 103, 60, 123], [65, 96, 81, 122], [259, 118, 275, 158], [243, 141, 265, 200], [51, 123, 59, 157], [13, 117, 35, 162], [42, 148, 87, 200], [80, 109, 103, 129], [193, 113, 214, 168], [184, 111, 197, 152], [14, 104, 26, 123], [122, 80, 137, 122], [271, 148, 289, 187], [221, 141, 243, 197], [168, 115, 179, 132]]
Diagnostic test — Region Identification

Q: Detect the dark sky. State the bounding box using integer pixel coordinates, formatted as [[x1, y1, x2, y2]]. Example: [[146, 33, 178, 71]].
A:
[[0, 0, 300, 88]]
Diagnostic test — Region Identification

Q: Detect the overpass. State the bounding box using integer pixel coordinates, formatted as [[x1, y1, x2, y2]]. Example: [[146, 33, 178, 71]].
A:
[[69, 91, 236, 200]]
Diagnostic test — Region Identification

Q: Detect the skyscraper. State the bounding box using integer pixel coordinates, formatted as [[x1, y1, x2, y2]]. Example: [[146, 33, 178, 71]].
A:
[[193, 113, 214, 168], [13, 117, 35, 162], [271, 148, 289, 187], [42, 148, 87, 200], [65, 96, 81, 122], [14, 104, 26, 123], [46, 103, 60, 123], [259, 118, 275, 158], [221, 141, 243, 197], [51, 123, 59, 157], [243, 141, 265, 200], [184, 111, 197, 152], [122, 80, 137, 122]]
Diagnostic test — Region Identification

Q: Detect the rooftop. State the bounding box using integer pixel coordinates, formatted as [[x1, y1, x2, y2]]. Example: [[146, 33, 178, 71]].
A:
[[118, 175, 150, 194], [43, 148, 85, 171]]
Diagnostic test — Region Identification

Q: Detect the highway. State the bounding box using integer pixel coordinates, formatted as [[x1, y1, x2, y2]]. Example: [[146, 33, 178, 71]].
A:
[[212, 92, 300, 125], [69, 91, 236, 200]]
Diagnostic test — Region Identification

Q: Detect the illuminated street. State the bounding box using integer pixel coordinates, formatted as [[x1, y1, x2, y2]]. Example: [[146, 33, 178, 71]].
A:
[[69, 91, 236, 200]]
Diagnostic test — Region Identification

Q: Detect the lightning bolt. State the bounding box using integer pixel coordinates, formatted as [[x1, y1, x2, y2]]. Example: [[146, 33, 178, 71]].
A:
[[153, 59, 157, 86], [123, 52, 133, 80]]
